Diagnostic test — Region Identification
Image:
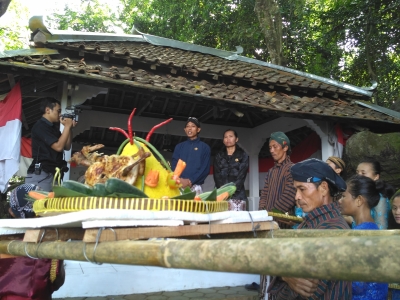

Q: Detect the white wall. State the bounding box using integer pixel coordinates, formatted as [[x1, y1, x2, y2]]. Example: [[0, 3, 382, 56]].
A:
[[53, 261, 259, 298], [68, 85, 335, 200]]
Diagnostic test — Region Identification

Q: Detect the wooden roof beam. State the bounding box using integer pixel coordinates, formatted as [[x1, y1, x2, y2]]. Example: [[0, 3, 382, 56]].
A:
[[175, 100, 183, 116], [21, 80, 60, 94], [113, 130, 120, 142], [199, 108, 214, 123], [245, 112, 254, 127], [188, 103, 197, 117], [161, 98, 169, 114], [132, 93, 141, 109], [7, 74, 15, 88], [23, 92, 58, 98], [118, 90, 126, 108], [103, 91, 109, 106], [88, 127, 94, 140], [225, 110, 233, 121], [137, 98, 151, 116], [100, 128, 106, 141]]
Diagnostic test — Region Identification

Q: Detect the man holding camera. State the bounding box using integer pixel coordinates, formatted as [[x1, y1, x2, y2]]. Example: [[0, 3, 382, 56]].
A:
[[25, 98, 76, 191]]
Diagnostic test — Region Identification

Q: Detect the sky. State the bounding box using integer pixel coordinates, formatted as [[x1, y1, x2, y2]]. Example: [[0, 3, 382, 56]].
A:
[[0, 0, 122, 50], [20, 0, 85, 17], [0, 0, 73, 28], [0, 0, 80, 50], [1, 0, 119, 24]]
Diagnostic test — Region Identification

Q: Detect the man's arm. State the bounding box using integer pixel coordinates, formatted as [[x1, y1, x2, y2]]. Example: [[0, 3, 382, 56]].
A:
[[64, 120, 77, 150], [50, 118, 74, 152], [51, 126, 72, 152], [269, 276, 321, 300], [268, 276, 303, 300], [282, 277, 319, 299], [64, 128, 73, 150], [171, 143, 192, 188], [287, 278, 349, 300]]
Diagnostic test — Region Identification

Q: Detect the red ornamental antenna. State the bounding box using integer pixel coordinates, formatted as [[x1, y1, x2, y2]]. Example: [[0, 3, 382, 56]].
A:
[[109, 127, 130, 140], [127, 108, 136, 144], [146, 118, 173, 142], [109, 108, 137, 144]]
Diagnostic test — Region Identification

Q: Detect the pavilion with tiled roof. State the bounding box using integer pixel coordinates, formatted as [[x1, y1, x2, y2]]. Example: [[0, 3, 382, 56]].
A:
[[1, 16, 399, 199]]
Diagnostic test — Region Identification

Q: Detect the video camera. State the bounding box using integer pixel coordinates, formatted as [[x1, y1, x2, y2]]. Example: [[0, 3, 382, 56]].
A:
[[61, 113, 77, 121], [61, 104, 91, 122]]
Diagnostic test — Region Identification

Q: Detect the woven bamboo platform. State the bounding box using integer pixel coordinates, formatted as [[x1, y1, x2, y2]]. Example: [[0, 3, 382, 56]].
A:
[[33, 197, 228, 216]]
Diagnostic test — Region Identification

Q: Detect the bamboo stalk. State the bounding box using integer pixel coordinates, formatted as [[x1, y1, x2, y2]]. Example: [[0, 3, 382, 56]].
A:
[[267, 229, 400, 238], [1, 236, 400, 282]]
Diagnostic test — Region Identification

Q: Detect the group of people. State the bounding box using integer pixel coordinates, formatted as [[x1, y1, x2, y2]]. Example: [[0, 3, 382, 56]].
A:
[[163, 116, 400, 299], [244, 130, 398, 300], [1, 96, 399, 299], [1, 99, 249, 299], [171, 117, 249, 211]]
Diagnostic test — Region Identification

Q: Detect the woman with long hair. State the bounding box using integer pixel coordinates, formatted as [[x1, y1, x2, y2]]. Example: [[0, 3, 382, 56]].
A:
[[338, 175, 388, 299], [213, 129, 249, 210], [356, 158, 394, 229]]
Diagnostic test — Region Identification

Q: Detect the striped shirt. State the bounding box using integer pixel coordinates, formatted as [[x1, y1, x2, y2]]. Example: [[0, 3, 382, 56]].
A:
[[298, 203, 350, 230], [258, 156, 296, 213], [267, 203, 352, 300]]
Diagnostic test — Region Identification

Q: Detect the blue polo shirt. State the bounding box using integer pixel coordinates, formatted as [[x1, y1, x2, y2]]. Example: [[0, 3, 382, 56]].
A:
[[171, 136, 211, 185]]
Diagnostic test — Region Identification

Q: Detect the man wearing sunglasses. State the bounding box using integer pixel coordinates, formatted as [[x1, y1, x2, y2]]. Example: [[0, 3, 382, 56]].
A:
[[26, 97, 76, 191], [171, 117, 211, 195]]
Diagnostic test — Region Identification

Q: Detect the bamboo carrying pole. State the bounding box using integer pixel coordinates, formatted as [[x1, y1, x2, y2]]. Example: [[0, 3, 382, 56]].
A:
[[267, 229, 400, 238], [1, 236, 400, 283]]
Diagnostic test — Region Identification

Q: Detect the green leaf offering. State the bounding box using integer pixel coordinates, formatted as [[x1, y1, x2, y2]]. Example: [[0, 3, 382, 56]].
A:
[[53, 186, 88, 198], [171, 191, 197, 200], [182, 187, 192, 194], [204, 188, 217, 201]]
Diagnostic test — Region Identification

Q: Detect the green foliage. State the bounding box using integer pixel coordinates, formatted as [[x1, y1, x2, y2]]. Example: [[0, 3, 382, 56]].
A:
[[0, 0, 29, 50], [280, 0, 342, 77], [315, 0, 400, 106], [117, 0, 345, 76], [119, 0, 267, 60], [32, 0, 400, 107], [47, 0, 122, 33]]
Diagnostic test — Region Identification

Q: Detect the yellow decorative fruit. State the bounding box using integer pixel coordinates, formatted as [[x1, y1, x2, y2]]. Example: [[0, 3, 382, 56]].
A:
[[121, 142, 180, 198]]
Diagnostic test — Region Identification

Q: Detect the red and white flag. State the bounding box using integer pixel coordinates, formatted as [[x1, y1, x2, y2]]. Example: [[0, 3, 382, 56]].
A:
[[0, 82, 22, 192], [15, 137, 33, 177]]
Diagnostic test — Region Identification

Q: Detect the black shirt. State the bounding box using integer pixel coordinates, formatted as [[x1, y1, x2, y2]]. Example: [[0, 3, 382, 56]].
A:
[[28, 117, 64, 174], [213, 145, 249, 200]]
